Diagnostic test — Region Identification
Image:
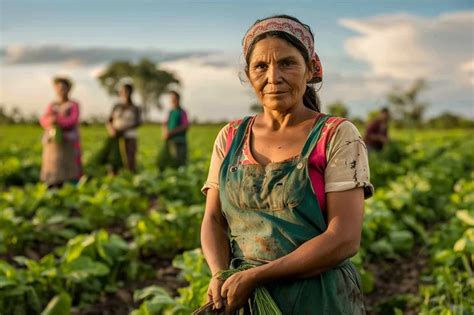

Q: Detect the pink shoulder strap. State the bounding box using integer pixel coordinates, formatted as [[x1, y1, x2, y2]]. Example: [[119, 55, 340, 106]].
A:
[[311, 116, 347, 174], [225, 119, 244, 154]]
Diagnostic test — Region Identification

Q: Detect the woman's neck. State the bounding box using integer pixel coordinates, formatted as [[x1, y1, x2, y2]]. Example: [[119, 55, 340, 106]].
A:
[[121, 98, 133, 105], [57, 97, 69, 104], [260, 103, 316, 130]]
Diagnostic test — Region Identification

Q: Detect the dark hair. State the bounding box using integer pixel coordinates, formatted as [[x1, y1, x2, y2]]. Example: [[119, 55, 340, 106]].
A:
[[122, 83, 134, 95], [53, 76, 73, 90], [244, 15, 321, 112], [169, 90, 180, 102], [381, 107, 389, 114]]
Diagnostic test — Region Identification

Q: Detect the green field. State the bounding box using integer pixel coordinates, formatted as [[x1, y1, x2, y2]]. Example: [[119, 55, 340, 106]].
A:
[[0, 124, 473, 314]]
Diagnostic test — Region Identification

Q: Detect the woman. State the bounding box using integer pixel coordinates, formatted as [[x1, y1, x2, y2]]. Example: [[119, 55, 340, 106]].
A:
[[97, 83, 142, 174], [200, 15, 374, 314], [39, 77, 82, 187], [364, 107, 390, 152], [158, 91, 189, 170]]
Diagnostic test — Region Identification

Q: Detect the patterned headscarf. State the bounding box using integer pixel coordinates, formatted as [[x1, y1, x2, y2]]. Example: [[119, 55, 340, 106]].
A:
[[243, 17, 323, 83]]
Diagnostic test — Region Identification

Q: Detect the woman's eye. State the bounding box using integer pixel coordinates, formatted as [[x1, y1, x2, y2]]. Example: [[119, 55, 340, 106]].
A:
[[280, 60, 294, 67], [254, 63, 267, 71]]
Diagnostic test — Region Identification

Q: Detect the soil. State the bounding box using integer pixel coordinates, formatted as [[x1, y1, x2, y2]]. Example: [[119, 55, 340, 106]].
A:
[[72, 255, 187, 315], [364, 245, 429, 315]]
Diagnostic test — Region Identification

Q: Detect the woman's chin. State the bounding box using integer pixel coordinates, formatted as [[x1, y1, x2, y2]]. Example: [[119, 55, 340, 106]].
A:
[[262, 101, 295, 112]]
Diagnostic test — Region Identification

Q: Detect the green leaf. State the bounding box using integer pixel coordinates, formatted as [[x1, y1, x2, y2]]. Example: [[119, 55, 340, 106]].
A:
[[456, 210, 474, 226], [134, 285, 172, 302], [359, 269, 375, 293], [61, 256, 110, 282], [389, 230, 415, 252], [41, 292, 72, 315], [453, 239, 466, 252], [62, 234, 95, 263], [26, 286, 41, 313], [369, 238, 395, 257], [95, 229, 111, 264], [0, 275, 16, 288]]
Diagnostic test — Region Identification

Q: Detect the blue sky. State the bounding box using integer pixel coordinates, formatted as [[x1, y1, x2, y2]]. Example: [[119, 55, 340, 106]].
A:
[[3, 1, 471, 50], [1, 0, 473, 121]]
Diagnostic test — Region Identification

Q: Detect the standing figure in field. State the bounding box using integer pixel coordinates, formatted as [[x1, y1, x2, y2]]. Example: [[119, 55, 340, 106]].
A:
[[200, 15, 374, 314], [364, 107, 390, 152], [158, 91, 189, 170], [98, 83, 142, 174], [39, 77, 82, 187]]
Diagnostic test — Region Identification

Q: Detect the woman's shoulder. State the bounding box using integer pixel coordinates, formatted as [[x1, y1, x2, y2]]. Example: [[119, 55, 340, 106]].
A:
[[324, 118, 365, 155], [215, 120, 239, 143], [214, 116, 250, 153], [330, 119, 363, 140], [69, 100, 80, 107]]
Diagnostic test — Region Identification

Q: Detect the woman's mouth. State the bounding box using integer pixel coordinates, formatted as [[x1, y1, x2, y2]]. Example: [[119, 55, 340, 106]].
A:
[[265, 91, 288, 95]]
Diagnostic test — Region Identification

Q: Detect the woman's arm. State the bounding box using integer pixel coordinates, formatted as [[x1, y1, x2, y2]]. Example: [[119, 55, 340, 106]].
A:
[[39, 104, 55, 129], [252, 188, 364, 281], [167, 124, 189, 138], [201, 187, 231, 310], [56, 102, 79, 129], [201, 188, 231, 275]]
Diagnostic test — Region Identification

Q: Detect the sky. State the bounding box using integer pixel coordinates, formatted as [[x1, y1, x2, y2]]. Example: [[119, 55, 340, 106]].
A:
[[1, 0, 473, 122]]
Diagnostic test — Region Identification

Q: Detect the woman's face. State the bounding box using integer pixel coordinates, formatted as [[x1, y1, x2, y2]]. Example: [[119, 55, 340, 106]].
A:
[[54, 82, 70, 100], [247, 37, 312, 112], [119, 86, 131, 101]]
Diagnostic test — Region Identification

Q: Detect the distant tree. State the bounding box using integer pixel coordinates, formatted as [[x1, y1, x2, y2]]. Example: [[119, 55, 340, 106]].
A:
[[97, 59, 180, 121], [386, 79, 428, 127], [10, 106, 23, 123], [427, 111, 474, 129], [326, 101, 349, 118], [249, 102, 263, 113], [351, 116, 365, 129], [366, 110, 381, 122], [0, 105, 10, 124]]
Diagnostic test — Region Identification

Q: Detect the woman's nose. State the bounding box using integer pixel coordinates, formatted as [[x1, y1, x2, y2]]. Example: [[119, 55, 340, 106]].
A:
[[267, 64, 282, 84]]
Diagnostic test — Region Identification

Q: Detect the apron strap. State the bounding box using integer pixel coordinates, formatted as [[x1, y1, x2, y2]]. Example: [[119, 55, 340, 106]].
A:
[[225, 115, 253, 162], [300, 114, 331, 159]]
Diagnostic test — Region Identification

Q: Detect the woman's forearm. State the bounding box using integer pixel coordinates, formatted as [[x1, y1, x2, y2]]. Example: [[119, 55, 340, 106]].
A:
[[56, 103, 79, 129], [168, 124, 188, 137], [201, 189, 231, 275], [201, 215, 231, 275], [252, 230, 359, 284]]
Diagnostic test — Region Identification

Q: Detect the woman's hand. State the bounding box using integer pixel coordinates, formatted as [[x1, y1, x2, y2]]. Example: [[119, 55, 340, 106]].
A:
[[164, 130, 173, 140], [48, 114, 57, 125], [221, 269, 258, 314], [106, 123, 116, 137], [207, 277, 225, 311]]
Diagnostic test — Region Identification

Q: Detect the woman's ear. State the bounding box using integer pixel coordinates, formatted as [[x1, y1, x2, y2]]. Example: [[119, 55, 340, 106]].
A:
[[306, 60, 315, 82]]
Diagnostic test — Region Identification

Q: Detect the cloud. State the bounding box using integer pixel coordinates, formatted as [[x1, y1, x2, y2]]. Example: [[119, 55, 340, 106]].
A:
[[158, 58, 254, 122], [1, 44, 216, 65], [194, 52, 244, 68], [340, 11, 474, 85]]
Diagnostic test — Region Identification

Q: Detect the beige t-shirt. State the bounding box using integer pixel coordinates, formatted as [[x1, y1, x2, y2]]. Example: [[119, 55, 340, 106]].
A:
[[202, 119, 374, 198], [110, 103, 141, 138]]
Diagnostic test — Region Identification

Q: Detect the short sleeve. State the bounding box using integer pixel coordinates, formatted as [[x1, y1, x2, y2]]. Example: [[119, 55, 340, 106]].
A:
[[180, 110, 189, 126], [325, 121, 374, 199], [201, 124, 231, 195]]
